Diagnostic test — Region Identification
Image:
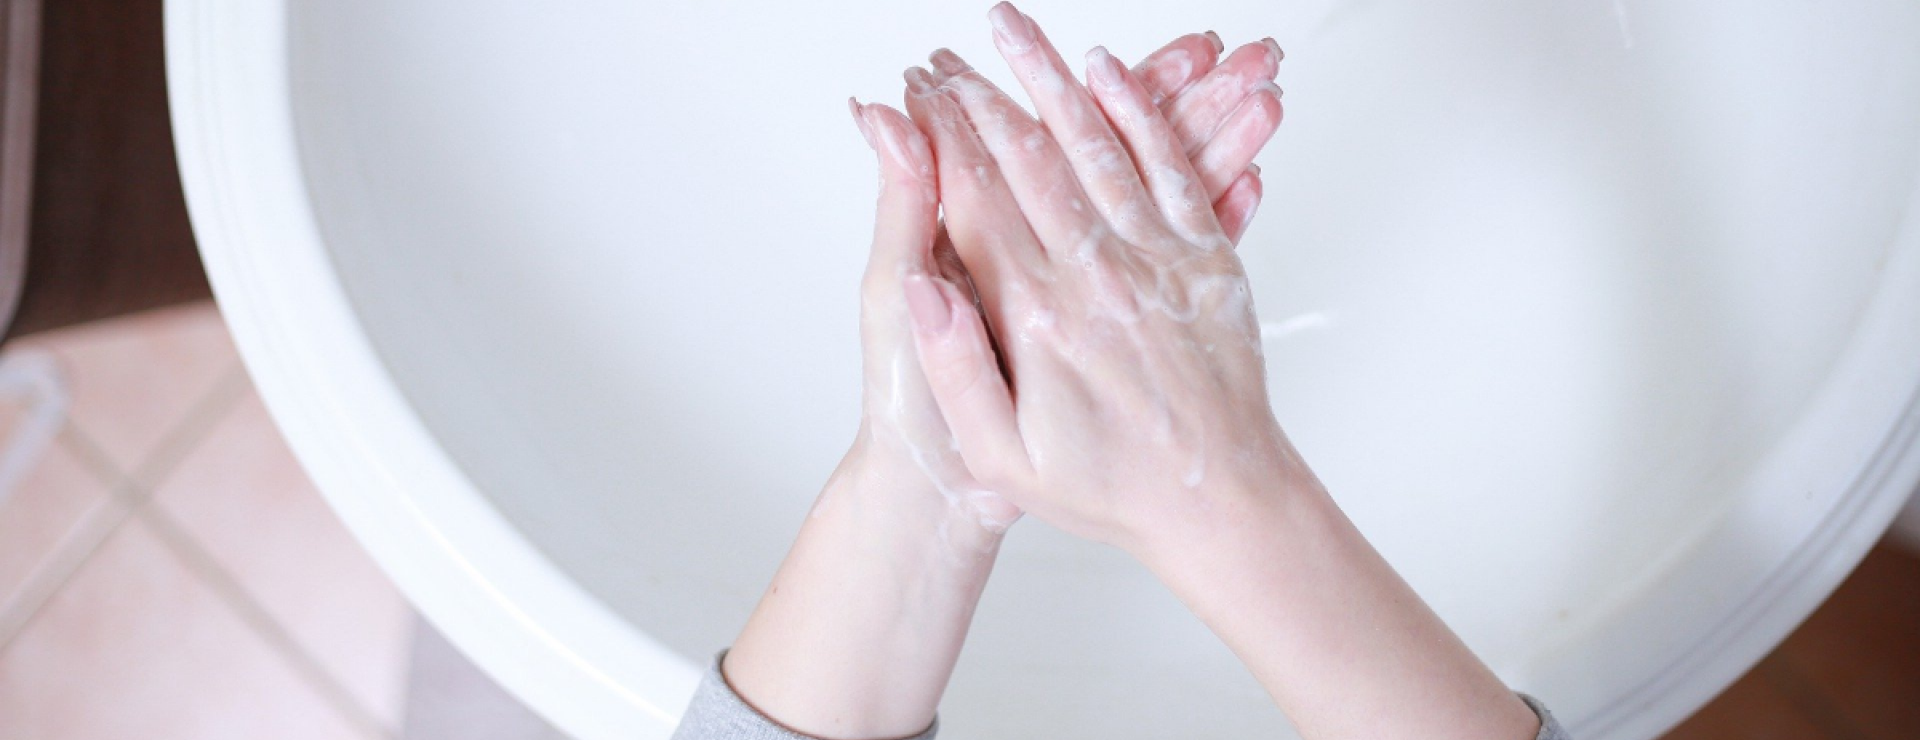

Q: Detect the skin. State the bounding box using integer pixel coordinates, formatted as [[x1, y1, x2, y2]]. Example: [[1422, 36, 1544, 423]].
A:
[[722, 22, 1283, 740], [900, 4, 1543, 740]]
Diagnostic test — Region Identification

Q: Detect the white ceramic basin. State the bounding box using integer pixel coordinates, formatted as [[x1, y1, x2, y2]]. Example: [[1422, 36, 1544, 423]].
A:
[[166, 1, 1920, 738]]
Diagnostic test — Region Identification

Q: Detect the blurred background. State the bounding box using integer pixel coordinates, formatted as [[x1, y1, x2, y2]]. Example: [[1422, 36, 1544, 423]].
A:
[[0, 0, 1915, 738]]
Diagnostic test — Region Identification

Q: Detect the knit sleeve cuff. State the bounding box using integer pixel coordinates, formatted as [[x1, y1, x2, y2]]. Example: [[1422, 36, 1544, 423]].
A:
[[669, 651, 938, 740]]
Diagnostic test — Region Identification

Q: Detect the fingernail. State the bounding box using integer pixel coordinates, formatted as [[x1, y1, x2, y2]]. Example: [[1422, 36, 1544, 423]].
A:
[[1247, 163, 1261, 176], [1259, 79, 1284, 99], [1085, 46, 1124, 90], [904, 67, 935, 95], [1204, 30, 1224, 53], [929, 48, 969, 78], [848, 97, 875, 148], [989, 2, 1034, 51], [904, 274, 954, 334], [1262, 37, 1284, 63], [870, 105, 934, 180]]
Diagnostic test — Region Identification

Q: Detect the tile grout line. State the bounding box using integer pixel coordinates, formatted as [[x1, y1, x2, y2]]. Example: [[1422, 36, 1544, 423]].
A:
[[0, 467, 136, 647], [0, 484, 126, 613], [137, 363, 401, 739], [137, 500, 400, 740], [0, 362, 249, 648], [0, 346, 403, 739], [125, 364, 255, 490], [0, 362, 397, 738]]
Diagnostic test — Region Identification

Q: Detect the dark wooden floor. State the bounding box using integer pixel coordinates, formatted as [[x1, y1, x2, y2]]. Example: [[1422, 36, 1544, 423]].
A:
[[1664, 543, 1920, 739]]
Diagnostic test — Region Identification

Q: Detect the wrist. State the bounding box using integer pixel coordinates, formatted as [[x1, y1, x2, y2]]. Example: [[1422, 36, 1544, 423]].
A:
[[1121, 454, 1536, 740], [724, 437, 1007, 739], [1125, 448, 1327, 576], [825, 435, 1009, 557]]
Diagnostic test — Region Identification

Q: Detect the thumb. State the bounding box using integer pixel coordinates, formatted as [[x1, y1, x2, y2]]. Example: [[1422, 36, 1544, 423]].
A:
[[902, 273, 1029, 486], [852, 100, 939, 275]]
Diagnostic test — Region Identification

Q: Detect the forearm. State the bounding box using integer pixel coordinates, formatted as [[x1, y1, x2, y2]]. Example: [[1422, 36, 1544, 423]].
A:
[[725, 445, 1002, 739], [1138, 466, 1540, 740]]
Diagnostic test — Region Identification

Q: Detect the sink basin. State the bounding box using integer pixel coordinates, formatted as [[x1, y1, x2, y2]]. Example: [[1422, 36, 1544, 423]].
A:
[[166, 1, 1920, 737]]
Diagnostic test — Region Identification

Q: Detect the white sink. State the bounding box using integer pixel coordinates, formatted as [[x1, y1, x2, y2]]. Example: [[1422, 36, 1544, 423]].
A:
[[166, 1, 1920, 737]]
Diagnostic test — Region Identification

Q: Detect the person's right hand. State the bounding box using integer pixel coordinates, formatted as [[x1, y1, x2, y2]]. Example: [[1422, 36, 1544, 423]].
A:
[[901, 2, 1299, 555], [901, 13, 1545, 740], [1086, 29, 1285, 245]]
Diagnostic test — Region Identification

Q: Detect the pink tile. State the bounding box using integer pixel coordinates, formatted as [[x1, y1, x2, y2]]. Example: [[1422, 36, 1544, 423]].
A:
[[0, 368, 113, 609], [7, 302, 237, 473], [151, 388, 413, 730], [0, 436, 113, 612], [0, 519, 369, 740]]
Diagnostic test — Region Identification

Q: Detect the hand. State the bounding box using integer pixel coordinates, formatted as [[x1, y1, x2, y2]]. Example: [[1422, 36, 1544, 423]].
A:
[[904, 7, 1540, 739], [844, 25, 1287, 540], [902, 2, 1292, 552], [720, 22, 1285, 739]]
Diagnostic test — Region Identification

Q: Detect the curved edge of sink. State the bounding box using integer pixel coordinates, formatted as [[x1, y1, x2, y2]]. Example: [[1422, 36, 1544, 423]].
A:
[[1514, 185, 1920, 737], [164, 2, 698, 737]]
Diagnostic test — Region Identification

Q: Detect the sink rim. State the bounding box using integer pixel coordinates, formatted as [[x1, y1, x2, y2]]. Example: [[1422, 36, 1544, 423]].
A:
[[166, 3, 700, 738], [165, 1, 1920, 738]]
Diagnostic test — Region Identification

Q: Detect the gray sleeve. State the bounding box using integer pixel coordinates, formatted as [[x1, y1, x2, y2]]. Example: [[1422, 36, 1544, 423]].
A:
[[669, 651, 938, 740], [668, 648, 1566, 740], [1521, 693, 1573, 740]]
